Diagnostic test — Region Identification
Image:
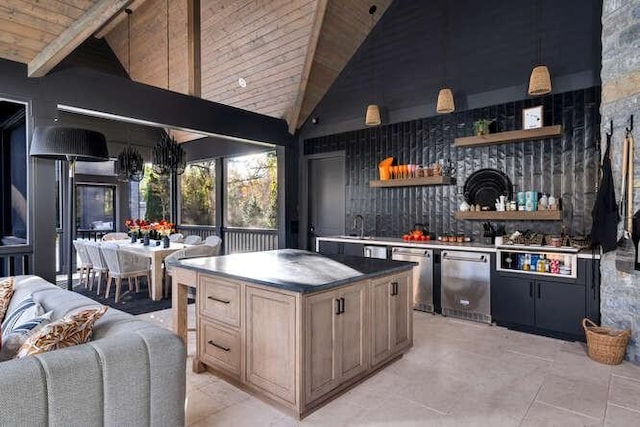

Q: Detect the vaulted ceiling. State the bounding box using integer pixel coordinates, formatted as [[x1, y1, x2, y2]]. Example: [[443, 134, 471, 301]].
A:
[[0, 0, 392, 133]]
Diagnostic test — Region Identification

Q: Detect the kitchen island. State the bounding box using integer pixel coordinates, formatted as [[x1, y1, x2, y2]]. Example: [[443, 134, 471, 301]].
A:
[[169, 249, 414, 418]]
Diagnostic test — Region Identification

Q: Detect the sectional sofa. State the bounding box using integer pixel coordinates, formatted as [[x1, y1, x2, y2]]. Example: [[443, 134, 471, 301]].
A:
[[0, 275, 186, 426]]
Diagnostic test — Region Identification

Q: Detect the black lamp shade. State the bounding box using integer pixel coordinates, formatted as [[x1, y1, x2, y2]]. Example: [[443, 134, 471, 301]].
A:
[[30, 127, 109, 161]]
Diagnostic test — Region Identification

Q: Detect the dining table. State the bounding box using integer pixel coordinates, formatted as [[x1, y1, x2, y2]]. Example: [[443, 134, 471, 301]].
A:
[[115, 240, 190, 301]]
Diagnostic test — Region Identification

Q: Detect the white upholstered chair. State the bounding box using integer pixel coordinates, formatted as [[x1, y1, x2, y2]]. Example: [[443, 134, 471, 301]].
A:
[[84, 241, 109, 295], [204, 235, 222, 247], [100, 243, 151, 303], [72, 240, 93, 289], [163, 241, 222, 298], [169, 233, 184, 242], [183, 235, 202, 245], [102, 232, 129, 241]]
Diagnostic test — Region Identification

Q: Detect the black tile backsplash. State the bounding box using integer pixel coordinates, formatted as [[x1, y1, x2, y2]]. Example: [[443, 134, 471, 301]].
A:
[[304, 87, 600, 239]]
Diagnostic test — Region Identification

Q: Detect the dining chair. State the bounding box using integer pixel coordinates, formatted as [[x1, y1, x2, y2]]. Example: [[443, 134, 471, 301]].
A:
[[84, 241, 109, 295], [183, 235, 202, 245], [102, 232, 129, 241], [100, 243, 151, 303], [163, 241, 221, 299], [72, 240, 93, 289], [204, 235, 222, 247], [169, 233, 184, 243]]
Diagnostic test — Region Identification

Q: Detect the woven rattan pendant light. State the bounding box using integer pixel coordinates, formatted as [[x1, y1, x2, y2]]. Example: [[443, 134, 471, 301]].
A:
[[527, 0, 551, 96], [436, 4, 454, 114], [365, 5, 381, 126]]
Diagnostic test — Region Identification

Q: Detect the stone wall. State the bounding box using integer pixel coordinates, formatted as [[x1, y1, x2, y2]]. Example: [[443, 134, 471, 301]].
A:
[[600, 0, 640, 364]]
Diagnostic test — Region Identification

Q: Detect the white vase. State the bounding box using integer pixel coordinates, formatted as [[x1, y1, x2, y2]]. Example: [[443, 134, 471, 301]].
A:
[[460, 200, 470, 212]]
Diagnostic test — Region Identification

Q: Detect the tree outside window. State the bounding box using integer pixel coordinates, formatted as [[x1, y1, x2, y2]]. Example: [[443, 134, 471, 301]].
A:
[[225, 151, 277, 229], [180, 161, 216, 226], [140, 165, 170, 221]]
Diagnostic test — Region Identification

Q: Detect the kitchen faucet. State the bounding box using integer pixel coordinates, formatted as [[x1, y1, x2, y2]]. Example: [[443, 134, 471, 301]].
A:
[[353, 214, 364, 238]]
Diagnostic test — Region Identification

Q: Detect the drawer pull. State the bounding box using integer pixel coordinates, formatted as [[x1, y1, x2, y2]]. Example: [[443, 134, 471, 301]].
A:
[[208, 296, 230, 304], [208, 340, 231, 352]]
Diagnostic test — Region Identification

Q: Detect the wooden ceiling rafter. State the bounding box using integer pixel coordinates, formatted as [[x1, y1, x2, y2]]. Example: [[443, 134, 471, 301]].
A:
[[287, 0, 329, 133], [28, 0, 133, 77]]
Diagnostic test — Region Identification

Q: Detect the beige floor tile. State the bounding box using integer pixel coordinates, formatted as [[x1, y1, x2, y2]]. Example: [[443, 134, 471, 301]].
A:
[[297, 396, 370, 426], [612, 361, 640, 382], [356, 392, 446, 426], [604, 404, 640, 426], [522, 401, 603, 427], [549, 349, 613, 382], [190, 398, 287, 427], [608, 375, 640, 412], [536, 374, 609, 419], [185, 388, 225, 426]]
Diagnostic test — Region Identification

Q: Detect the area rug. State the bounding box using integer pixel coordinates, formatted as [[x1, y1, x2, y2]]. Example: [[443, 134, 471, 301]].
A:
[[57, 277, 175, 315]]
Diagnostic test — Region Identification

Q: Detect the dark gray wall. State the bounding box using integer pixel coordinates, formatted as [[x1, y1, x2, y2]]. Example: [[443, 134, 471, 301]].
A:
[[304, 87, 600, 240], [300, 0, 602, 139]]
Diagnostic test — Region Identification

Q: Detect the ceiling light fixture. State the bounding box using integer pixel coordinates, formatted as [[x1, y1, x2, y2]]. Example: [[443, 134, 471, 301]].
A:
[[152, 132, 186, 176], [365, 4, 381, 127], [527, 0, 552, 96], [238, 77, 247, 88], [436, 4, 454, 114], [116, 10, 145, 183]]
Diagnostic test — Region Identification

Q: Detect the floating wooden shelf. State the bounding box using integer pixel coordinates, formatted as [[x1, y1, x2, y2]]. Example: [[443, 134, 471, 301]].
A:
[[454, 125, 563, 148], [369, 176, 454, 188], [455, 210, 562, 221]]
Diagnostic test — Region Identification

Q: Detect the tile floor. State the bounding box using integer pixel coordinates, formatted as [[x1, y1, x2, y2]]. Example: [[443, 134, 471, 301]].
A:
[[137, 308, 640, 426]]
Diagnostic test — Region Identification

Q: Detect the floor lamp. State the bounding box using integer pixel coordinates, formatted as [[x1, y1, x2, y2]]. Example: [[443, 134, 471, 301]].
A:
[[30, 127, 109, 291]]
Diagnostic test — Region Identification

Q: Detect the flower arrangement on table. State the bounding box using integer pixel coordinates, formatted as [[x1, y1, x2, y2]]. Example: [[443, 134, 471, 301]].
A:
[[124, 219, 175, 241]]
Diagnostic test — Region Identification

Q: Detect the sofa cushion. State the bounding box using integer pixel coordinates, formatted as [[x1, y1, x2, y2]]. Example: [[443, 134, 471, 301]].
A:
[[0, 277, 14, 323], [17, 306, 108, 358]]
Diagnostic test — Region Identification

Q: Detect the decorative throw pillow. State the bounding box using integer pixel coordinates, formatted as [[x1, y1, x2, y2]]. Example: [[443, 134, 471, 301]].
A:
[[0, 311, 52, 362], [0, 277, 15, 323], [16, 306, 108, 358], [1, 296, 43, 339]]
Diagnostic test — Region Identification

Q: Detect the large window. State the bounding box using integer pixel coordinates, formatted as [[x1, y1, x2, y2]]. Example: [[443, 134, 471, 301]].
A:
[[225, 151, 277, 229], [180, 161, 216, 226], [75, 184, 115, 230]]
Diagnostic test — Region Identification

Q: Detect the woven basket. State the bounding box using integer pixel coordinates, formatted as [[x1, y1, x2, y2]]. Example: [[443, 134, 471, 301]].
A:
[[583, 318, 630, 365]]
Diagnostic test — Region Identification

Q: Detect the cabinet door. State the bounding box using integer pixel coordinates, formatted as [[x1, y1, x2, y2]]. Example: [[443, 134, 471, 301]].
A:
[[370, 277, 392, 366], [535, 281, 585, 337], [343, 243, 365, 257], [391, 273, 412, 353], [491, 275, 535, 327], [338, 283, 367, 383], [317, 240, 341, 255], [246, 286, 298, 406], [304, 290, 340, 403]]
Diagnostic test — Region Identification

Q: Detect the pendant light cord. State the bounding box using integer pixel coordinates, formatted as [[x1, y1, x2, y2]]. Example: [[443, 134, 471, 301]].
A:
[[536, 0, 542, 64], [126, 8, 132, 75], [369, 5, 377, 105], [166, 0, 170, 90], [441, 4, 448, 86]]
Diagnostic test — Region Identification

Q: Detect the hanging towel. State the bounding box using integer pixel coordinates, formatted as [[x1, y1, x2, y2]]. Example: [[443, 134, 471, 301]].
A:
[[591, 136, 620, 252]]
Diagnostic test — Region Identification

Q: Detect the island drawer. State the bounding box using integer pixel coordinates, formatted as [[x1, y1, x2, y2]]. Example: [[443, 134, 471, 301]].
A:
[[199, 319, 241, 378], [199, 276, 241, 328]]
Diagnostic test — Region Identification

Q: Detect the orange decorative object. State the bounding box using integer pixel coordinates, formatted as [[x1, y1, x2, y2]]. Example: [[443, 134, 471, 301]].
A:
[[379, 165, 391, 180], [379, 157, 394, 167]]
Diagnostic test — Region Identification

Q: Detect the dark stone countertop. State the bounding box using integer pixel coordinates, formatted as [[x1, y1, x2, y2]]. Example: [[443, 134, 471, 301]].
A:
[[170, 249, 414, 293]]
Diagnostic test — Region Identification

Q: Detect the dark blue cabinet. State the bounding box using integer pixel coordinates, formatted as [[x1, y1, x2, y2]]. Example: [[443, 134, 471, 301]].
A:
[[318, 240, 364, 257], [491, 276, 535, 326]]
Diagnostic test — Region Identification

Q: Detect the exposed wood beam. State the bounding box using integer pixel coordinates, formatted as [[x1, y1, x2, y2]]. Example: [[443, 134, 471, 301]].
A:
[[188, 0, 202, 97], [287, 0, 329, 134], [28, 0, 132, 77], [94, 0, 148, 39]]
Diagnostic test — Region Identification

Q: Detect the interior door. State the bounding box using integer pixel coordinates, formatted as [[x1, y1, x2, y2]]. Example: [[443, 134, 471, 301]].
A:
[[308, 154, 345, 250]]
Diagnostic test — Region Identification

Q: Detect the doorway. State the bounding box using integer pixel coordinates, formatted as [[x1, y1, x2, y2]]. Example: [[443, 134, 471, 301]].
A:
[[306, 152, 345, 251]]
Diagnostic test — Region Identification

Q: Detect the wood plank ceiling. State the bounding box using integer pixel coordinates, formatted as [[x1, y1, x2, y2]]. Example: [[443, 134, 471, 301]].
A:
[[0, 0, 392, 133]]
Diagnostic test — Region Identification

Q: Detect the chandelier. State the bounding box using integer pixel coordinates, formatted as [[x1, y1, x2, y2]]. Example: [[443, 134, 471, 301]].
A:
[[117, 146, 145, 182], [152, 132, 186, 176]]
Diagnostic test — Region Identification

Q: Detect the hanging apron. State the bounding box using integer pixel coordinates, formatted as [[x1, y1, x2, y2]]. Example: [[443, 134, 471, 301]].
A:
[[591, 136, 620, 252]]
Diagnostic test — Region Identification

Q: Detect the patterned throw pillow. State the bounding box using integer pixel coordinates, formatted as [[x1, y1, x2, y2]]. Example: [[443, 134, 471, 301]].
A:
[[0, 277, 15, 323], [16, 306, 108, 358], [0, 311, 52, 362], [2, 296, 43, 339]]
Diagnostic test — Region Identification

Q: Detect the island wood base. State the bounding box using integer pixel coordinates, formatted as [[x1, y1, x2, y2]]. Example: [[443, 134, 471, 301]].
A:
[[172, 267, 413, 419]]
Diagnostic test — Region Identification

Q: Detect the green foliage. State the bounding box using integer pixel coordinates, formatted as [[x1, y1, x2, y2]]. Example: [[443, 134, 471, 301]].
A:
[[142, 166, 169, 221], [180, 162, 215, 225]]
